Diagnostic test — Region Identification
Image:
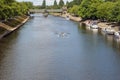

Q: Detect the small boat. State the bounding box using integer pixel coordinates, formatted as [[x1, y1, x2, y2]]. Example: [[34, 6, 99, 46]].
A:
[[114, 31, 120, 39], [66, 16, 70, 20], [90, 24, 98, 29], [89, 21, 98, 29], [104, 27, 115, 35], [43, 10, 49, 17], [43, 13, 48, 17]]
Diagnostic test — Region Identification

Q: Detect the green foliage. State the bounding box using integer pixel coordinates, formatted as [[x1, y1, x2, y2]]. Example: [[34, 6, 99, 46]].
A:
[[67, 0, 82, 8], [83, 0, 103, 19], [66, 1, 69, 6], [73, 0, 82, 5], [77, 0, 91, 19], [23, 2, 33, 9], [68, 0, 120, 22], [112, 1, 120, 22], [4, 0, 15, 4], [41, 0, 46, 9], [67, 1, 74, 8], [0, 0, 33, 20], [68, 5, 79, 16], [59, 0, 64, 8], [97, 2, 114, 21], [53, 0, 58, 9]]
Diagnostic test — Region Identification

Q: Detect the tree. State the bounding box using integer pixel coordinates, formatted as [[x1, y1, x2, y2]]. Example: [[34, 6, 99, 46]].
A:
[[67, 1, 74, 8], [77, 0, 91, 19], [41, 0, 46, 9], [73, 0, 82, 5], [66, 0, 82, 8], [0, 0, 33, 20], [67, 0, 120, 23], [86, 0, 103, 19], [112, 1, 120, 22], [59, 0, 64, 8], [68, 5, 79, 16], [23, 2, 33, 9], [53, 0, 58, 9], [78, 0, 103, 19], [97, 2, 114, 21], [4, 0, 15, 4], [66, 1, 69, 6]]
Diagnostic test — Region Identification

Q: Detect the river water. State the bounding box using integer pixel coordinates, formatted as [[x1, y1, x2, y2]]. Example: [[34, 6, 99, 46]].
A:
[[0, 14, 120, 80]]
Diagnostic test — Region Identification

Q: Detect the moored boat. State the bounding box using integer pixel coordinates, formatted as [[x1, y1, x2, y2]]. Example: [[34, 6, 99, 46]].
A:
[[90, 24, 98, 29], [43, 9, 49, 17], [66, 15, 70, 20], [89, 21, 99, 29], [114, 31, 120, 39], [105, 27, 115, 35]]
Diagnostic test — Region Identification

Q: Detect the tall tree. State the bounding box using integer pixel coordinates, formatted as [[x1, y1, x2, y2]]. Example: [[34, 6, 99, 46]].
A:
[[66, 1, 69, 6], [59, 0, 64, 8], [78, 0, 103, 19], [66, 0, 82, 8], [53, 0, 58, 9], [41, 0, 46, 9], [0, 0, 33, 20], [110, 1, 120, 22], [4, 0, 15, 4], [73, 0, 82, 5], [67, 1, 74, 8]]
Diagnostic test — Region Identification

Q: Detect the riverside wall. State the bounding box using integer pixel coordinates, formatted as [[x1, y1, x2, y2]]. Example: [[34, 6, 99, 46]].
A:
[[0, 15, 29, 39]]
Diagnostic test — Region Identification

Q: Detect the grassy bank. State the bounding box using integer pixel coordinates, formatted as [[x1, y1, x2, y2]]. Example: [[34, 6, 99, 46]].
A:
[[51, 12, 120, 32]]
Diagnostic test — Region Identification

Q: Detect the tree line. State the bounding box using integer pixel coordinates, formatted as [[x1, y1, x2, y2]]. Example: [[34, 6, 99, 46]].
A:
[[40, 0, 65, 9], [0, 0, 33, 20], [68, 0, 120, 22]]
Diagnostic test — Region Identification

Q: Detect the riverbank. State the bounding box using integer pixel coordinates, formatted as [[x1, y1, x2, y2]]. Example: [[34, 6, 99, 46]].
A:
[[51, 13, 120, 33], [51, 13, 82, 22], [0, 15, 29, 39], [82, 20, 120, 32]]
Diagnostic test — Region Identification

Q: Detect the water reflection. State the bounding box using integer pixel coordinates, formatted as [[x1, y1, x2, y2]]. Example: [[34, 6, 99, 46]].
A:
[[0, 30, 20, 60], [54, 32, 70, 38], [79, 23, 120, 51]]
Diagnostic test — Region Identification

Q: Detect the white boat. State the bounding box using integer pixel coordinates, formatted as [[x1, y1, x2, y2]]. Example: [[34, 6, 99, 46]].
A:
[[105, 27, 115, 35], [114, 31, 120, 39], [90, 24, 98, 29], [66, 16, 70, 20], [89, 21, 99, 29]]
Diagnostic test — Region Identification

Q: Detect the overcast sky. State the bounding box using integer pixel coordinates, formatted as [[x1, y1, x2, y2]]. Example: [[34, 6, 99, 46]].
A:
[[17, 0, 73, 5]]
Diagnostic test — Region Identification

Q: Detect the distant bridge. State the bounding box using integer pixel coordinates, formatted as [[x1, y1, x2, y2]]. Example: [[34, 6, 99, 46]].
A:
[[29, 9, 63, 13]]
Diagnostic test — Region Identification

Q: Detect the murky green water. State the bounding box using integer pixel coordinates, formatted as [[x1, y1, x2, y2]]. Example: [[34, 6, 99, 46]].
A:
[[0, 14, 120, 80]]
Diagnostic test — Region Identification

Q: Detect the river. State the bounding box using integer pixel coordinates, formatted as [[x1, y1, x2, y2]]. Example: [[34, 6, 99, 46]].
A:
[[0, 14, 120, 80]]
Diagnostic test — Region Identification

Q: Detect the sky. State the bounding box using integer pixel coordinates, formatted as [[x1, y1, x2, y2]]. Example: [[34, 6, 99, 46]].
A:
[[17, 0, 73, 5]]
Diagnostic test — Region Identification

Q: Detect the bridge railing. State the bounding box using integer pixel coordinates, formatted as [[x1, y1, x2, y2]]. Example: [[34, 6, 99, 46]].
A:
[[29, 9, 63, 13]]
